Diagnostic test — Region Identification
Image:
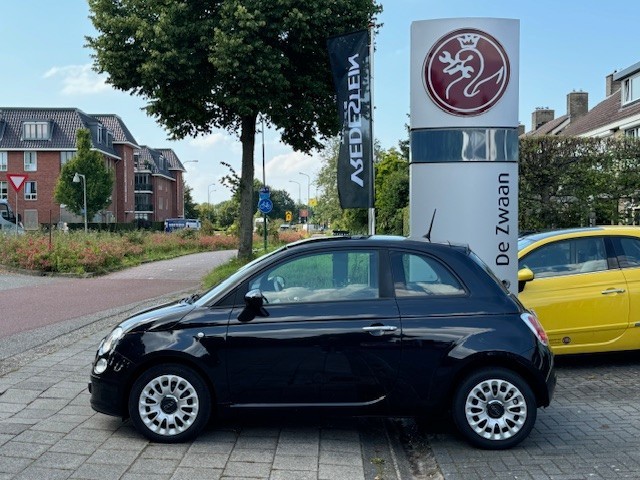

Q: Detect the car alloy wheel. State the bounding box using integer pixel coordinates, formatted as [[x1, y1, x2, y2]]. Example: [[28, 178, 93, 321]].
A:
[[128, 364, 211, 442], [452, 368, 536, 449]]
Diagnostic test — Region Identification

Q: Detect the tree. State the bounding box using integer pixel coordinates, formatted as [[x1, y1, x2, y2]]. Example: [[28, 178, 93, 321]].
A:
[[519, 136, 640, 231], [375, 148, 409, 235], [87, 0, 381, 258], [54, 129, 114, 222], [183, 181, 198, 219]]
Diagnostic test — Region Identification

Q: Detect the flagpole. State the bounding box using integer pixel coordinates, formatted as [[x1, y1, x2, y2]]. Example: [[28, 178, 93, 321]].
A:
[[368, 26, 376, 235]]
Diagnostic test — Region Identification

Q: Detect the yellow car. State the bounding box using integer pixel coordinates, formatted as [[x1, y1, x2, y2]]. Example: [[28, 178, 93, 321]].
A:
[[518, 226, 640, 355]]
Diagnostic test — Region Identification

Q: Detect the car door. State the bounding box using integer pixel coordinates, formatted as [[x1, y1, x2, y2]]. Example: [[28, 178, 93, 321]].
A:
[[610, 235, 640, 346], [225, 247, 401, 406], [519, 236, 630, 353]]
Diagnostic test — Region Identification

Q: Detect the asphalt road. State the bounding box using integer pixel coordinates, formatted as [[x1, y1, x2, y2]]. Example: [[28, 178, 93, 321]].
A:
[[0, 250, 236, 360]]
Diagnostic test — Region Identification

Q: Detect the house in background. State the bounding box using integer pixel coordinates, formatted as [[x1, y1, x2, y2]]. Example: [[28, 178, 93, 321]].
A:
[[525, 60, 640, 139], [0, 107, 188, 230]]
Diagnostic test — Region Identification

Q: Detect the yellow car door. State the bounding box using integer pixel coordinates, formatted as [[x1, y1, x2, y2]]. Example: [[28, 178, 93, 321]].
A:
[[519, 235, 630, 354]]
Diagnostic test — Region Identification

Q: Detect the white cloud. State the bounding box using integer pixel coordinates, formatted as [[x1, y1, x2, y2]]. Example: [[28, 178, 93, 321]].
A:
[[44, 64, 110, 95], [188, 132, 229, 149]]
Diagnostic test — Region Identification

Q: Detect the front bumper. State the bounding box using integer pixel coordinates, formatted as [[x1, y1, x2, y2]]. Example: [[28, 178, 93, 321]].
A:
[[89, 350, 134, 418]]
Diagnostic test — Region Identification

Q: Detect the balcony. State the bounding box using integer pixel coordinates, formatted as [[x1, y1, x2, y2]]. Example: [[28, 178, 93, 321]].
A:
[[134, 183, 153, 192], [135, 204, 154, 213]]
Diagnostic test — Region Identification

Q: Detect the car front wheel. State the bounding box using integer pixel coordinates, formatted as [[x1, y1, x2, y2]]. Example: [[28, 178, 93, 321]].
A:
[[452, 368, 536, 449], [128, 364, 211, 443]]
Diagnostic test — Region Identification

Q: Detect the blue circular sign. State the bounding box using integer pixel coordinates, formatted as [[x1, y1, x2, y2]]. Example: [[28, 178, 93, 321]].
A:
[[258, 198, 273, 214]]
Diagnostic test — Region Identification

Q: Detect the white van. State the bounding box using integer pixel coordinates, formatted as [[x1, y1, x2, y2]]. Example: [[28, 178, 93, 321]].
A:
[[0, 199, 24, 234]]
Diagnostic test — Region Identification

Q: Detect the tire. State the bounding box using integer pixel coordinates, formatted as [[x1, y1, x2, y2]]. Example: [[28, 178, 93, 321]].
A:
[[128, 364, 211, 443], [452, 368, 536, 450]]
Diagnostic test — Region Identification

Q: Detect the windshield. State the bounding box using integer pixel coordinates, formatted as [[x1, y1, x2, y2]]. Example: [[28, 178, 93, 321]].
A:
[[193, 245, 288, 305]]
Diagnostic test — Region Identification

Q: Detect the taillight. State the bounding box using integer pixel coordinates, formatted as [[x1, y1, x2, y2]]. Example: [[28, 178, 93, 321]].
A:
[[521, 312, 549, 346]]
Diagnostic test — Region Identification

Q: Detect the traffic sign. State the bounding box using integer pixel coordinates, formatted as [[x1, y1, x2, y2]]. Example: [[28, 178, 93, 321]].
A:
[[285, 211, 292, 222], [7, 174, 28, 192], [258, 198, 273, 214], [259, 186, 271, 200]]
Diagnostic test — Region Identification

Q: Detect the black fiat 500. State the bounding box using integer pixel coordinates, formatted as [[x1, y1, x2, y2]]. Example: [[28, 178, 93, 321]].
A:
[[89, 235, 555, 449]]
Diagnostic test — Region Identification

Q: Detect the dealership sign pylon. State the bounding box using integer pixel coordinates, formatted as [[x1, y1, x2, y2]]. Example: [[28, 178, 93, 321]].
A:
[[410, 18, 520, 292]]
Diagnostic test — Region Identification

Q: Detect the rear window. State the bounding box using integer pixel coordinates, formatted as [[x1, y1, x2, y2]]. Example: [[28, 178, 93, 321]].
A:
[[468, 251, 510, 294]]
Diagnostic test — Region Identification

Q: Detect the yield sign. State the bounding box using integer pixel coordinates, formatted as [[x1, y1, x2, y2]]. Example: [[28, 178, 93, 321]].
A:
[[7, 174, 28, 192]]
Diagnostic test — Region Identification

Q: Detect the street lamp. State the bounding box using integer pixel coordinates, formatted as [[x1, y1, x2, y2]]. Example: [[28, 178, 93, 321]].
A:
[[183, 160, 198, 167], [208, 183, 217, 204], [298, 172, 310, 205], [289, 180, 301, 204], [73, 172, 87, 233]]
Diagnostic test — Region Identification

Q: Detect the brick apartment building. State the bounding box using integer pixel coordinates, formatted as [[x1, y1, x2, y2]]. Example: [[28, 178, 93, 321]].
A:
[[0, 107, 187, 230]]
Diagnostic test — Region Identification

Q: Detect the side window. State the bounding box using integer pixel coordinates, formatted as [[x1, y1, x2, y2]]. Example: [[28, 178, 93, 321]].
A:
[[617, 237, 640, 268], [391, 252, 465, 297], [250, 250, 379, 304], [520, 237, 607, 278]]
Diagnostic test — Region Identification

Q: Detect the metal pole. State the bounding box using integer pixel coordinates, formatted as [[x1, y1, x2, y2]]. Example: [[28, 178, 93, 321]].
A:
[[82, 175, 88, 233], [262, 116, 267, 251], [368, 26, 376, 235]]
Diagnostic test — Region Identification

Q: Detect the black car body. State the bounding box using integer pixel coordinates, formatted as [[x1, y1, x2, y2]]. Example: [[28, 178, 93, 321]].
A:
[[89, 235, 555, 449]]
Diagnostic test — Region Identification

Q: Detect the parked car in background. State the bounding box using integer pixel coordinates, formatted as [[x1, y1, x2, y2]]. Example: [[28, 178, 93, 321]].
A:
[[519, 226, 640, 355], [89, 235, 555, 449]]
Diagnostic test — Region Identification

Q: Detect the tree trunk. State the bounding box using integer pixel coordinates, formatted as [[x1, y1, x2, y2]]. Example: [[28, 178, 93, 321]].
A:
[[238, 114, 258, 260]]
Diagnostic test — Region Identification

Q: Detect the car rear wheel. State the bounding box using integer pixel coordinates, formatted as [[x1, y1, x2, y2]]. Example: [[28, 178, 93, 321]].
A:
[[452, 368, 536, 449], [128, 364, 211, 443]]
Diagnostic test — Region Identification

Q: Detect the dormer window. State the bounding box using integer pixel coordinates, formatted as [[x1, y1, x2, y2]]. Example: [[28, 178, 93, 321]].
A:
[[23, 121, 52, 140], [97, 126, 103, 144], [622, 73, 640, 105]]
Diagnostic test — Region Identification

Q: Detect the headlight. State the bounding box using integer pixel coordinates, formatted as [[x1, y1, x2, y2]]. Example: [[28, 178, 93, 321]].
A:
[[99, 327, 124, 355]]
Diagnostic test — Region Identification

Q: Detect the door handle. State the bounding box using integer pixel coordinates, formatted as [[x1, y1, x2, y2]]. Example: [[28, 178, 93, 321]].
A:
[[601, 288, 626, 295], [362, 325, 398, 336]]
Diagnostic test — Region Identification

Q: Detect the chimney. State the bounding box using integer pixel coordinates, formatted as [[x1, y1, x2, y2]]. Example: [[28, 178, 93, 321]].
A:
[[518, 124, 525, 136], [567, 91, 588, 120], [606, 72, 621, 97], [531, 108, 554, 131]]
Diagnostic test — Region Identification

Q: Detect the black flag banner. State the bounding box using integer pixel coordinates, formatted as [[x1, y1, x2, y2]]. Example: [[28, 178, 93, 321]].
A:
[[327, 30, 373, 209]]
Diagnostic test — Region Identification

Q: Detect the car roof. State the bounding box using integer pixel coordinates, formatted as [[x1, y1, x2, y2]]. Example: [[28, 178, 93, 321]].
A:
[[282, 234, 471, 255], [518, 226, 640, 254]]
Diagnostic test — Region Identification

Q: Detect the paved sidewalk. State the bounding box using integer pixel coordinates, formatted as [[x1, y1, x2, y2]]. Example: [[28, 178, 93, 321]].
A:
[[0, 254, 413, 480]]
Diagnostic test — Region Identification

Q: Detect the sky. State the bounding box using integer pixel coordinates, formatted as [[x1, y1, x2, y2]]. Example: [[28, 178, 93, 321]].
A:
[[2, 0, 640, 205]]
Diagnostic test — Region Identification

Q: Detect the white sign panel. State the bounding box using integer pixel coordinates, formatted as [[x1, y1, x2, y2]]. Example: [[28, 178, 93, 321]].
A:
[[410, 163, 518, 291], [411, 18, 519, 129]]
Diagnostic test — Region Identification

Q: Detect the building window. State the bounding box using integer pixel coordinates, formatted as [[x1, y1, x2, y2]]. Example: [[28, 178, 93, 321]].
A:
[[60, 151, 75, 165], [97, 126, 103, 144], [24, 181, 37, 200], [622, 74, 640, 105], [625, 127, 640, 138], [23, 121, 51, 140], [0, 181, 7, 200], [0, 151, 6, 171], [24, 152, 37, 171]]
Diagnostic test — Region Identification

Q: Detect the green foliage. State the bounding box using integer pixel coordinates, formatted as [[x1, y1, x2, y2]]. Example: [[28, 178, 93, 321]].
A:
[[87, 0, 382, 259], [519, 136, 640, 231], [375, 148, 409, 235], [0, 231, 238, 275], [54, 129, 114, 221], [183, 181, 198, 219]]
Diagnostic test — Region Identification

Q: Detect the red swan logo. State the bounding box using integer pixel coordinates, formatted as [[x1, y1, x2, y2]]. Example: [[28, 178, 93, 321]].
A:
[[424, 28, 510, 116]]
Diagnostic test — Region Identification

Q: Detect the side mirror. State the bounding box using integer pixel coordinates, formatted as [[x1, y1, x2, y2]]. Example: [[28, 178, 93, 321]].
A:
[[238, 289, 269, 322], [517, 267, 535, 293], [245, 289, 266, 310]]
